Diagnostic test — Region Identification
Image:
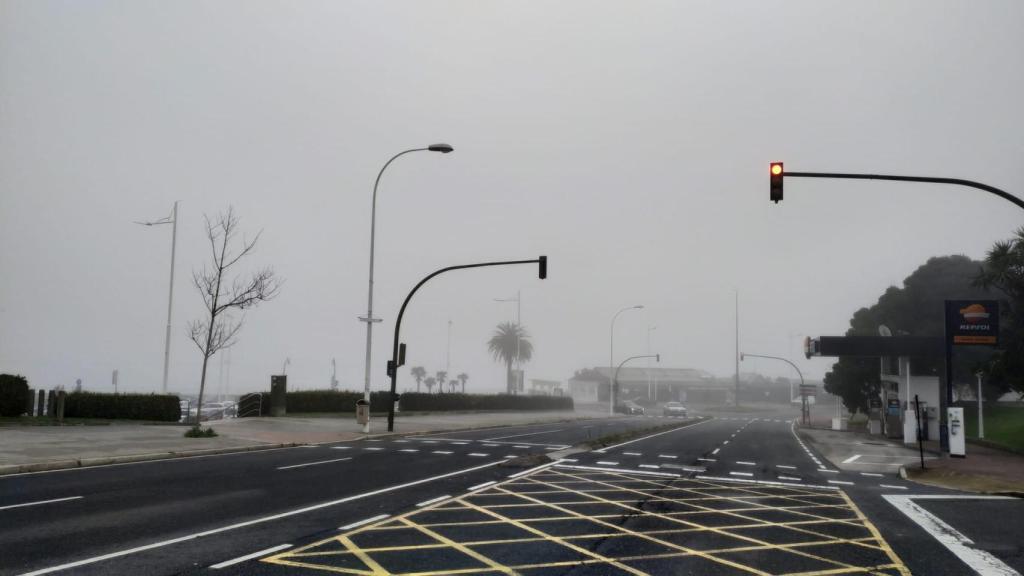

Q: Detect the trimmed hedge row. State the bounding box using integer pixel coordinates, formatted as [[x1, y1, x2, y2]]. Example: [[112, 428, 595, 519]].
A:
[[0, 374, 29, 417], [63, 391, 181, 421], [238, 390, 573, 414]]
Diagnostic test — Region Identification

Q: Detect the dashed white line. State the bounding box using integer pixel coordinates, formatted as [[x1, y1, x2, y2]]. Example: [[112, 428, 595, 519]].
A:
[[735, 461, 756, 466], [596, 461, 619, 466], [398, 449, 419, 453], [729, 471, 754, 477], [416, 495, 451, 507], [828, 479, 854, 486], [639, 464, 661, 469], [513, 445, 530, 449], [277, 457, 352, 470], [468, 481, 497, 491], [210, 544, 292, 569], [483, 443, 499, 447], [330, 446, 352, 450], [432, 450, 453, 455], [698, 475, 838, 490], [623, 452, 642, 456], [879, 484, 908, 490], [339, 514, 390, 530], [711, 448, 720, 455], [819, 469, 839, 474], [722, 440, 730, 445], [860, 472, 884, 477], [0, 496, 83, 511], [658, 455, 677, 459], [560, 458, 578, 462], [363, 447, 384, 451], [841, 454, 862, 464], [778, 475, 802, 482], [776, 465, 797, 470], [697, 457, 717, 462], [468, 453, 489, 457]]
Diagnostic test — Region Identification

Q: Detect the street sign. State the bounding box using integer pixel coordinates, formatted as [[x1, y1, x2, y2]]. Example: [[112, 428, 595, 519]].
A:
[[945, 300, 999, 346], [799, 384, 817, 397]]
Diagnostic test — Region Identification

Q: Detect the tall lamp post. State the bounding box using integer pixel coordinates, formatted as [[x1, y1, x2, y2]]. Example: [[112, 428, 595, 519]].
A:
[[740, 352, 805, 420], [494, 291, 522, 394], [614, 354, 660, 412], [361, 144, 453, 433], [647, 326, 657, 400], [136, 201, 178, 394], [610, 305, 643, 415]]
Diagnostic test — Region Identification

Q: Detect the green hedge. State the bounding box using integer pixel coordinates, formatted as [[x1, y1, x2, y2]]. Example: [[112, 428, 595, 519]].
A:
[[63, 392, 181, 421], [0, 374, 29, 417], [238, 390, 574, 414]]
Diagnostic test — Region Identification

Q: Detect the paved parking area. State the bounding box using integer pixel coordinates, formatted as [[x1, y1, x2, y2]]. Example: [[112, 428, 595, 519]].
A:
[[261, 465, 909, 575]]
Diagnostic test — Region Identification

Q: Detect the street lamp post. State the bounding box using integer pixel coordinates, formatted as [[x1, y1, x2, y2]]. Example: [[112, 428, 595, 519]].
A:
[[740, 352, 805, 420], [610, 305, 643, 415], [647, 326, 657, 400], [136, 201, 178, 395], [361, 144, 453, 433], [614, 354, 660, 410]]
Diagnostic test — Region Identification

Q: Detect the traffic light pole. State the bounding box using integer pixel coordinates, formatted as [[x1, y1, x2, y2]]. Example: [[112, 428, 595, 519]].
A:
[[386, 256, 547, 432], [782, 172, 1024, 211]]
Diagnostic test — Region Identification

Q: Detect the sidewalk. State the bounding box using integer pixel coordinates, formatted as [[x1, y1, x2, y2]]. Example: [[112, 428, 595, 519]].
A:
[[0, 409, 601, 474]]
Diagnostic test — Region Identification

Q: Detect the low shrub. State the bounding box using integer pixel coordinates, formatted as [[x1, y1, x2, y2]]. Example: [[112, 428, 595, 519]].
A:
[[236, 389, 573, 414], [184, 426, 218, 438], [63, 392, 180, 421], [0, 374, 30, 417]]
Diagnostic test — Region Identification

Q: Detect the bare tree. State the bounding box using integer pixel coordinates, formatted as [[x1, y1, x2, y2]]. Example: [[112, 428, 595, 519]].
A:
[[189, 207, 281, 430]]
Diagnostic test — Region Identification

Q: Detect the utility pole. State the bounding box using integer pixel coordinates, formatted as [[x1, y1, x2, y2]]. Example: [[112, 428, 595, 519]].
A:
[[446, 319, 452, 373], [734, 291, 740, 407], [977, 372, 985, 439], [136, 201, 178, 394]]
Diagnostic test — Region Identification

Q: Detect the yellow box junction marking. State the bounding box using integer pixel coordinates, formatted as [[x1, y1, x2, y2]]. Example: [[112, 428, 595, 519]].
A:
[[262, 466, 909, 575]]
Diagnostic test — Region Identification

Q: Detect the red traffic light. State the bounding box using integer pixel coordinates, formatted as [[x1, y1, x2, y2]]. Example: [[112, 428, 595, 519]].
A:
[[770, 162, 784, 203]]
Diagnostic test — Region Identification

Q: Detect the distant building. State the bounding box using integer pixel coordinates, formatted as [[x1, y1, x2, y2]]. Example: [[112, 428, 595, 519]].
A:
[[528, 379, 563, 396], [567, 367, 718, 404]]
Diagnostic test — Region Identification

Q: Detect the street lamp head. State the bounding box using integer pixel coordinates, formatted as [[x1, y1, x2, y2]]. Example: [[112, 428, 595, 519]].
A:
[[428, 143, 454, 153]]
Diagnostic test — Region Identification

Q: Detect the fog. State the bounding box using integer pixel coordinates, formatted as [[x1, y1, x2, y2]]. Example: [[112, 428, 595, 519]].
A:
[[2, 1, 1022, 397]]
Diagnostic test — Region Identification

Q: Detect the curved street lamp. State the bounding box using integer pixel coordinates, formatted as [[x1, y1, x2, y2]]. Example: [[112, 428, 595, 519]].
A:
[[360, 144, 454, 433], [613, 354, 659, 412], [609, 305, 643, 415]]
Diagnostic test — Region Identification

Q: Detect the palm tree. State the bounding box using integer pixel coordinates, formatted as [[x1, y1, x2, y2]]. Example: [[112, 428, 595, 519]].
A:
[[449, 379, 459, 393], [410, 366, 427, 393], [424, 376, 436, 394], [487, 321, 533, 394], [435, 370, 448, 393], [457, 372, 469, 394]]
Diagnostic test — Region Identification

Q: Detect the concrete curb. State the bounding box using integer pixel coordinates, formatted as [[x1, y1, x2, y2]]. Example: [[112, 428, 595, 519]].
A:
[[0, 443, 297, 476]]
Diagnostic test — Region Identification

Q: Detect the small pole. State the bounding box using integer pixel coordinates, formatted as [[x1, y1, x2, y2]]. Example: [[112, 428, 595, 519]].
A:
[[977, 372, 984, 440], [915, 394, 925, 470]]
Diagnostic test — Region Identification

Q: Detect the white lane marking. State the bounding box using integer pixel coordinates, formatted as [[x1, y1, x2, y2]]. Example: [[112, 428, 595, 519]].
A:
[[399, 449, 419, 453], [209, 544, 292, 569], [778, 475, 802, 482], [17, 459, 505, 576], [722, 440, 730, 445], [556, 464, 679, 478], [330, 446, 352, 450], [729, 471, 754, 477], [277, 457, 352, 470], [363, 447, 384, 451], [450, 442, 469, 445], [860, 472, 883, 477], [366, 439, 382, 442], [420, 440, 439, 444], [416, 495, 451, 507], [513, 445, 531, 449], [776, 465, 797, 470], [503, 455, 517, 459], [340, 514, 390, 530], [623, 452, 642, 456], [658, 455, 677, 459], [880, 484, 908, 490], [484, 428, 565, 440], [697, 458, 717, 462], [697, 475, 838, 490], [508, 460, 562, 479], [432, 450, 453, 455], [469, 481, 497, 491], [841, 454, 862, 464], [297, 445, 317, 448], [735, 461, 756, 466], [393, 440, 410, 443], [884, 495, 1020, 576], [598, 418, 713, 451], [0, 496, 83, 511], [711, 448, 720, 455], [560, 458, 578, 462], [596, 461, 619, 466], [483, 443, 499, 447], [468, 453, 489, 457], [639, 464, 661, 469], [828, 480, 854, 486], [819, 469, 839, 474]]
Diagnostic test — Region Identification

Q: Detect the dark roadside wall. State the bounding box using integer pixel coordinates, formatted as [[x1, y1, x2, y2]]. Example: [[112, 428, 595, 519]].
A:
[[239, 390, 573, 416]]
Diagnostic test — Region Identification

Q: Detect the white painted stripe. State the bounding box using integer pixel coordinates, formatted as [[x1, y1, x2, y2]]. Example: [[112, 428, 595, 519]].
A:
[[17, 459, 505, 576], [432, 451, 453, 455], [330, 446, 352, 450], [778, 475, 802, 482], [819, 469, 839, 474], [277, 457, 351, 470], [507, 460, 561, 478], [297, 445, 317, 448], [735, 461, 756, 466], [776, 465, 797, 470], [722, 440, 729, 445], [450, 442, 469, 445], [729, 471, 754, 477], [555, 464, 680, 478], [485, 428, 565, 440], [883, 495, 1019, 576], [828, 480, 854, 486], [210, 544, 292, 569], [841, 454, 862, 464], [697, 458, 717, 462], [483, 443, 499, 447], [658, 455, 677, 459], [513, 445, 530, 449], [560, 458, 578, 462], [503, 455, 517, 459], [639, 464, 661, 469], [468, 481, 497, 491], [696, 475, 839, 490], [860, 472, 883, 477], [623, 452, 642, 456], [711, 448, 720, 455], [468, 453, 488, 457], [363, 447, 384, 451], [398, 449, 419, 453], [393, 440, 409, 443], [366, 439, 382, 442], [879, 484, 908, 490], [416, 495, 451, 507], [420, 440, 439, 444], [597, 418, 713, 451], [596, 461, 619, 466], [339, 514, 390, 530], [0, 496, 82, 511]]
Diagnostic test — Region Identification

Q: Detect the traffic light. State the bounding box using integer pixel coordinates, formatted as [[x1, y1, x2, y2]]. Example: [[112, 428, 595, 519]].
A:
[[538, 255, 547, 279], [770, 162, 784, 203]]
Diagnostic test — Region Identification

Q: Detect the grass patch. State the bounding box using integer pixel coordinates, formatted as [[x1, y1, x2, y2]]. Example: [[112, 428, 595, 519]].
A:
[[583, 417, 708, 449], [184, 426, 218, 438], [961, 405, 1024, 453]]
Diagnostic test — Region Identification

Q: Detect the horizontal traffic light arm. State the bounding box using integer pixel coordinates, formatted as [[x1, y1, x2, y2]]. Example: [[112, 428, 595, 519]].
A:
[[783, 171, 1024, 211]]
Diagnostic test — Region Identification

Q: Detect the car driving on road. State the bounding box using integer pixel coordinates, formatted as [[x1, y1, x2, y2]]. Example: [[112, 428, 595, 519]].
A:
[[663, 401, 688, 418], [614, 400, 645, 415]]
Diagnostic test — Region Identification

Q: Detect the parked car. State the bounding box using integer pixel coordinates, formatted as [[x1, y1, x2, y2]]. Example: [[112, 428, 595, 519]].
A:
[[615, 400, 645, 415], [663, 401, 688, 418]]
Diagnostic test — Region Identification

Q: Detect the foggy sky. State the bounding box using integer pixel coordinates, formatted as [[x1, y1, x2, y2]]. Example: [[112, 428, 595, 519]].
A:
[[2, 1, 1022, 396]]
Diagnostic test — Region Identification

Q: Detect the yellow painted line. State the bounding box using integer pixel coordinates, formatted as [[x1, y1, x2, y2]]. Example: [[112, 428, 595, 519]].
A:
[[398, 517, 515, 575]]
